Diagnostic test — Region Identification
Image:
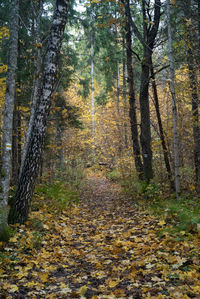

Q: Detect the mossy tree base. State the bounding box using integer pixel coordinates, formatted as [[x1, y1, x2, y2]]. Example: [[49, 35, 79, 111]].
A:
[[0, 223, 10, 242]]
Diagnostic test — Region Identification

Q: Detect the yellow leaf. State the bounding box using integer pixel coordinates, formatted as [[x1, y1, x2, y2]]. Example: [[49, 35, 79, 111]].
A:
[[180, 231, 185, 235], [158, 219, 166, 226], [39, 272, 49, 282], [107, 279, 120, 288], [35, 42, 42, 48], [79, 285, 87, 296], [10, 284, 19, 292], [9, 236, 18, 243], [192, 285, 200, 293]]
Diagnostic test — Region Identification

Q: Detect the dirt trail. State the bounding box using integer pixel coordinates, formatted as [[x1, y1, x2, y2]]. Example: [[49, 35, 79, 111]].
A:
[[1, 173, 200, 298]]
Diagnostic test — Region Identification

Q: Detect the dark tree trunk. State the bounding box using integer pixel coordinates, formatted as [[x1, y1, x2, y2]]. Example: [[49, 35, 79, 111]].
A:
[[124, 0, 143, 178], [138, 0, 161, 182], [122, 37, 128, 149], [8, 0, 69, 224], [183, 0, 200, 193], [189, 59, 200, 193], [12, 101, 18, 185], [17, 109, 22, 170], [150, 63, 174, 190], [139, 49, 153, 181], [123, 0, 161, 182], [198, 0, 200, 65]]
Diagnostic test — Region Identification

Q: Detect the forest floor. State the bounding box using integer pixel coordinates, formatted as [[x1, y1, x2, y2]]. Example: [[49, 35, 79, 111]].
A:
[[0, 172, 200, 299]]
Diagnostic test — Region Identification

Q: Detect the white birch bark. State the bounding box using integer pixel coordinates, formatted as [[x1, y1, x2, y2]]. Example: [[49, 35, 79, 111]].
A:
[[19, 0, 43, 179], [8, 0, 69, 224], [166, 0, 181, 196], [0, 0, 19, 240]]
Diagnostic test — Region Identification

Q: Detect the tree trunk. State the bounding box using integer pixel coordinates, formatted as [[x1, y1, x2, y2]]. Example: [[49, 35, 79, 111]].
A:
[[12, 101, 18, 185], [90, 26, 95, 158], [198, 0, 200, 66], [124, 0, 143, 178], [116, 65, 120, 114], [139, 49, 153, 181], [183, 0, 200, 193], [138, 0, 161, 182], [150, 63, 174, 190], [166, 0, 181, 196], [123, 0, 160, 182], [122, 38, 128, 149], [17, 108, 22, 170], [8, 0, 69, 224], [0, 0, 19, 241], [19, 0, 43, 179], [189, 59, 200, 193]]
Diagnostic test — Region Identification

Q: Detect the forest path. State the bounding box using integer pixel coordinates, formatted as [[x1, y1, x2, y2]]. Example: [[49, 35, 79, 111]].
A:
[[1, 172, 200, 298]]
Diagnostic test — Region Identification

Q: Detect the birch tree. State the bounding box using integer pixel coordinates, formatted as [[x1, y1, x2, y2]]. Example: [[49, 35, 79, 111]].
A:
[[166, 0, 181, 196], [0, 0, 19, 240], [19, 0, 43, 179], [8, 0, 69, 224]]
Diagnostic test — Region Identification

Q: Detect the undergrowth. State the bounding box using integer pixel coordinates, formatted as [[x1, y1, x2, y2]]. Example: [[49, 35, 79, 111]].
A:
[[117, 173, 200, 237], [32, 181, 80, 213], [32, 161, 86, 213]]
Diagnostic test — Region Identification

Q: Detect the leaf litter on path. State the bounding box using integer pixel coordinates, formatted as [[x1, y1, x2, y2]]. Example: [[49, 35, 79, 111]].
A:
[[0, 173, 199, 298]]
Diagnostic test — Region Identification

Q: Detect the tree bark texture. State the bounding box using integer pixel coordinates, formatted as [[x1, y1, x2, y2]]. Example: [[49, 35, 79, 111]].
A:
[[12, 101, 18, 185], [8, 0, 69, 224], [122, 38, 128, 149], [150, 63, 174, 190], [138, 0, 161, 182], [19, 0, 43, 179], [0, 0, 19, 240], [123, 0, 161, 181], [90, 26, 95, 158], [183, 0, 200, 193], [166, 0, 181, 196], [124, 0, 144, 178]]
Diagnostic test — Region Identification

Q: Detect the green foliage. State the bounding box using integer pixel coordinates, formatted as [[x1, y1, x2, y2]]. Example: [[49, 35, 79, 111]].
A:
[[95, 92, 108, 106], [147, 194, 200, 235], [78, 77, 90, 99], [121, 175, 200, 236], [121, 175, 162, 200], [31, 231, 44, 249], [106, 169, 121, 182], [33, 181, 79, 213]]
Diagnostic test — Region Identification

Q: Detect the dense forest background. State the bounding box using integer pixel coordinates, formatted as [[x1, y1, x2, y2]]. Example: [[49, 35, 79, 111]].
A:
[[0, 0, 199, 234]]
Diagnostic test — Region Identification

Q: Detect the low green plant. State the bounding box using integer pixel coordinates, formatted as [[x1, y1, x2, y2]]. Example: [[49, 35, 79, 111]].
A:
[[32, 231, 44, 249], [106, 169, 121, 181], [149, 195, 200, 235], [120, 175, 162, 200], [33, 181, 79, 212], [120, 175, 200, 236]]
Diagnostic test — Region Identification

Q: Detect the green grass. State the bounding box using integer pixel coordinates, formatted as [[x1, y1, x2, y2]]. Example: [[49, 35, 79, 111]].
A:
[[106, 169, 121, 181], [120, 175, 200, 236], [149, 195, 200, 235], [33, 181, 79, 213]]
